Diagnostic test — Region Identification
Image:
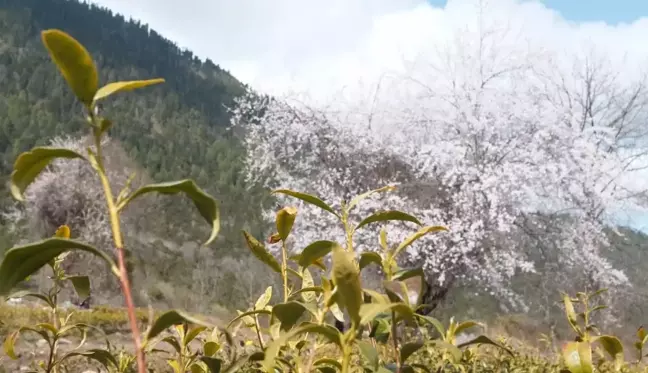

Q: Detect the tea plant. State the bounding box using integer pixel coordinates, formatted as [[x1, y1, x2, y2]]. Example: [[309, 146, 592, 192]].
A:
[[0, 29, 220, 373]]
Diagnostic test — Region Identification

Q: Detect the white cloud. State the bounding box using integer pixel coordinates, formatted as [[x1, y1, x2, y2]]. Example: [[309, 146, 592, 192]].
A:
[[89, 0, 648, 100]]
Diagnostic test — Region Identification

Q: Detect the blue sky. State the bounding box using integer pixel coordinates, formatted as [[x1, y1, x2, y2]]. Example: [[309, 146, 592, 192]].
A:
[[429, 0, 648, 24]]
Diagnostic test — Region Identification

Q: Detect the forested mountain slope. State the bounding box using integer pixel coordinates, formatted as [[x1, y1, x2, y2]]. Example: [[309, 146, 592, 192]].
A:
[[0, 0, 269, 244], [0, 0, 275, 311]]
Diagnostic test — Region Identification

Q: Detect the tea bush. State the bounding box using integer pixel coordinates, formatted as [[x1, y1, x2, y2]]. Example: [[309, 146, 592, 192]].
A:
[[1, 29, 647, 373]]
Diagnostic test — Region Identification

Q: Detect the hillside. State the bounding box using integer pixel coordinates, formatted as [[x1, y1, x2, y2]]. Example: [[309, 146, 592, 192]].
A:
[[0, 0, 277, 312]]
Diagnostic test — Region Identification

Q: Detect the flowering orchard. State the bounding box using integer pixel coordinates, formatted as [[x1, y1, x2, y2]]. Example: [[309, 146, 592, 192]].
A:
[[229, 22, 648, 314]]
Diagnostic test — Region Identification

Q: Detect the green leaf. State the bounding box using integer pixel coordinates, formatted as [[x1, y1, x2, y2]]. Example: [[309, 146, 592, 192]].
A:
[[183, 326, 208, 346], [10, 147, 86, 201], [41, 29, 98, 105], [3, 331, 18, 359], [118, 180, 220, 245], [200, 356, 222, 373], [242, 231, 282, 273], [348, 185, 397, 211], [203, 341, 220, 357], [6, 291, 54, 308], [331, 244, 363, 328], [428, 340, 462, 363], [262, 323, 342, 372], [563, 294, 580, 334], [93, 79, 165, 102], [400, 342, 424, 364], [298, 240, 338, 267], [223, 352, 265, 373], [592, 335, 624, 370], [393, 226, 447, 259], [272, 302, 309, 331], [355, 210, 422, 232], [457, 335, 513, 355], [359, 252, 383, 271], [359, 303, 414, 325], [56, 349, 118, 370], [416, 315, 445, 337], [358, 340, 379, 372], [272, 189, 340, 218], [276, 206, 298, 241], [255, 286, 273, 310], [454, 321, 482, 337], [66, 275, 90, 300], [313, 358, 342, 370], [145, 310, 213, 345], [0, 238, 117, 297], [226, 309, 272, 329], [563, 341, 593, 373], [301, 268, 316, 303]]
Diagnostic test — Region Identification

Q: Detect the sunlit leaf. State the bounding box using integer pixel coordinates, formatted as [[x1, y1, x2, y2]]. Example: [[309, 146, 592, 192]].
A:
[[10, 147, 85, 202], [57, 349, 118, 370], [393, 226, 447, 259], [6, 291, 54, 308], [54, 225, 71, 239], [563, 341, 593, 373], [41, 29, 98, 105], [118, 180, 220, 245], [276, 206, 298, 241], [301, 268, 316, 303], [272, 189, 339, 218], [93, 79, 165, 102], [226, 309, 272, 329], [592, 335, 624, 370], [348, 185, 397, 211], [359, 302, 414, 325], [355, 210, 422, 232], [262, 323, 342, 372], [183, 326, 208, 346], [203, 341, 220, 357], [3, 331, 18, 359], [255, 286, 273, 310], [242, 231, 282, 273], [0, 238, 117, 297]]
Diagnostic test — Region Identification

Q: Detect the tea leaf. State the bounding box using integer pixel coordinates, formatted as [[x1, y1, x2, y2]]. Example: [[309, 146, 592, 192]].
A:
[[184, 326, 208, 346], [358, 340, 380, 371], [393, 225, 447, 259], [118, 180, 220, 245], [243, 231, 282, 273], [454, 321, 482, 336], [400, 342, 424, 364], [41, 29, 98, 105], [563, 341, 593, 373], [415, 315, 445, 337], [355, 210, 422, 232], [10, 147, 86, 202], [145, 310, 213, 344], [255, 286, 273, 310], [359, 303, 414, 325], [298, 240, 338, 267], [203, 341, 220, 357], [593, 335, 624, 370], [348, 185, 397, 211], [428, 340, 463, 363], [262, 323, 342, 372], [0, 238, 117, 297], [55, 225, 71, 239], [314, 358, 342, 370], [331, 244, 363, 327], [6, 291, 54, 308], [563, 294, 581, 334], [66, 275, 90, 300], [272, 189, 339, 218], [273, 301, 314, 331], [3, 331, 18, 359], [458, 335, 513, 355], [359, 252, 383, 271], [57, 349, 118, 370], [227, 309, 272, 329], [276, 206, 298, 241], [301, 268, 317, 303], [200, 357, 222, 373], [93, 79, 165, 102]]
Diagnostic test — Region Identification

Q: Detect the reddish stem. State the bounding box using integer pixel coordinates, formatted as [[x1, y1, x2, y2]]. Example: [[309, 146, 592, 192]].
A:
[[116, 245, 146, 373]]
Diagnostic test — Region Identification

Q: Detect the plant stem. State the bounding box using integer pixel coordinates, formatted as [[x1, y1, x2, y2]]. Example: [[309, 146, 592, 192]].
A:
[[281, 241, 289, 302], [391, 310, 401, 373], [93, 133, 146, 373], [254, 315, 265, 349]]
